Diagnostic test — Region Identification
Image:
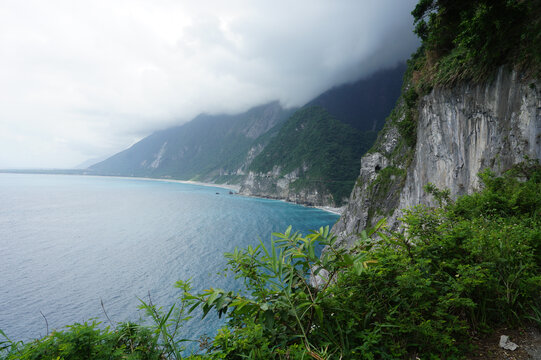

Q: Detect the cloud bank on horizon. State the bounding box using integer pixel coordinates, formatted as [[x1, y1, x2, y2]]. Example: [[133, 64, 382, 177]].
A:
[[0, 0, 419, 168]]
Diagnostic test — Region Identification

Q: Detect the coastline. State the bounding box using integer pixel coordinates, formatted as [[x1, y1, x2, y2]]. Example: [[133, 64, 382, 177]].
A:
[[314, 205, 344, 215], [141, 177, 241, 192], [0, 171, 341, 215], [157, 179, 343, 215], [232, 190, 344, 215], [93, 175, 342, 215], [87, 175, 242, 192]]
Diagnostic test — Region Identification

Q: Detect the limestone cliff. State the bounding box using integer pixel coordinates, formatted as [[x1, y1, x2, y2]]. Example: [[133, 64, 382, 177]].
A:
[[333, 68, 541, 246], [239, 166, 334, 207]]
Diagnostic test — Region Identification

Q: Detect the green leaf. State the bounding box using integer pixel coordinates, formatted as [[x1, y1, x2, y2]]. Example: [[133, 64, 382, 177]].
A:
[[308, 243, 316, 260], [206, 289, 221, 305], [187, 302, 200, 314], [315, 305, 323, 323], [344, 253, 354, 265]]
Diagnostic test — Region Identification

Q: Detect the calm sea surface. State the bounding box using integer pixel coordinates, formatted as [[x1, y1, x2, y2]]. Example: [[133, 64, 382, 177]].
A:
[[0, 173, 338, 344]]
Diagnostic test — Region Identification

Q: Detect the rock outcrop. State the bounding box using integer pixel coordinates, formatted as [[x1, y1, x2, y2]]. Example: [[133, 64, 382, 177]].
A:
[[239, 166, 334, 206], [333, 68, 541, 246]]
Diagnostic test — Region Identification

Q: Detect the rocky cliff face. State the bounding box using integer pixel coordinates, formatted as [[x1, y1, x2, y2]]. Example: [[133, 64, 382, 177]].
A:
[[333, 68, 541, 246], [239, 166, 334, 206]]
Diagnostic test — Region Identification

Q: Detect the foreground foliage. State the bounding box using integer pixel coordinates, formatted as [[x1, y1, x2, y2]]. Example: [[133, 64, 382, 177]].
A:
[[2, 161, 540, 359], [0, 322, 163, 360]]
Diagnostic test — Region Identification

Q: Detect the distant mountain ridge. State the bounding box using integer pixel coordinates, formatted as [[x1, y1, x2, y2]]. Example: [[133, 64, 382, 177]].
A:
[[90, 64, 406, 206], [89, 102, 294, 180]]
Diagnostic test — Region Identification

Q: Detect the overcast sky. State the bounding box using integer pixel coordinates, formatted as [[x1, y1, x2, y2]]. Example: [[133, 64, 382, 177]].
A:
[[0, 0, 419, 169]]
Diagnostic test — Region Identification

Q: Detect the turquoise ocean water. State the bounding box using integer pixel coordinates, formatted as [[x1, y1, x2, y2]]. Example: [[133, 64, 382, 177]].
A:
[[0, 173, 338, 345]]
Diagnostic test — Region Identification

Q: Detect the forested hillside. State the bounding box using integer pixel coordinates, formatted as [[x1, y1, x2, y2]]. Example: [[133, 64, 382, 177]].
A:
[[246, 107, 376, 204]]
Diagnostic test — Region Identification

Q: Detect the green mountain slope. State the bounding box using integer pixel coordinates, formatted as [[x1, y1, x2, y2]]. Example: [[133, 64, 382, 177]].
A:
[[247, 106, 377, 205]]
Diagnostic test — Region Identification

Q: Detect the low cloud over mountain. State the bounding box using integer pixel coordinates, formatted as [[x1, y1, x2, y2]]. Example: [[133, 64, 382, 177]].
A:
[[0, 0, 419, 168]]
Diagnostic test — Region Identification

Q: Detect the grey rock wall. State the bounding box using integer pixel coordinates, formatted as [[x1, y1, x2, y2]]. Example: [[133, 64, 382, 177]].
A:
[[333, 69, 541, 245], [239, 167, 335, 206], [401, 68, 540, 209]]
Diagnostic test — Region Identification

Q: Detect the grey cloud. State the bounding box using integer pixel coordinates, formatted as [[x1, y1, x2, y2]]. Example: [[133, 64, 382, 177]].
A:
[[0, 0, 419, 168]]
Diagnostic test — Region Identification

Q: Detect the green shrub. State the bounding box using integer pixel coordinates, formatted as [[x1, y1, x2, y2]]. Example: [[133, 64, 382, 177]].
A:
[[0, 321, 163, 360]]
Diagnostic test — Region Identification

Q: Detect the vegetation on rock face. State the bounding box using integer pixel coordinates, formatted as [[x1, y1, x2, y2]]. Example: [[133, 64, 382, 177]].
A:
[[3, 161, 540, 359], [395, 86, 419, 148], [411, 0, 540, 87], [249, 106, 377, 205], [392, 0, 541, 151]]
